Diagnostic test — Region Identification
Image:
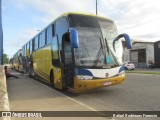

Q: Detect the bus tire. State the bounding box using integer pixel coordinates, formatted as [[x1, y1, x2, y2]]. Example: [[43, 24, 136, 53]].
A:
[[50, 70, 55, 88], [26, 68, 30, 76]]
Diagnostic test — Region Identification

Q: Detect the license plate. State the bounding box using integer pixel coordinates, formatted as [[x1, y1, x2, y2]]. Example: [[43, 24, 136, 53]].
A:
[[103, 81, 112, 86]]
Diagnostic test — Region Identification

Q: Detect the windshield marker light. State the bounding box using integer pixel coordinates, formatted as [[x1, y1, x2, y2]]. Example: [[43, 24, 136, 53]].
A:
[[77, 75, 93, 80]]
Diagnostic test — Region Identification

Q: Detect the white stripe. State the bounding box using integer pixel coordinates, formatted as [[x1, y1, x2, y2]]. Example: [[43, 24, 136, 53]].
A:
[[87, 66, 121, 78]]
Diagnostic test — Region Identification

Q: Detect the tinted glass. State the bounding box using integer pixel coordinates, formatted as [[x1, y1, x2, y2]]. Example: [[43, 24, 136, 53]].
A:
[[47, 24, 54, 45], [41, 31, 46, 47], [55, 17, 68, 46], [30, 40, 32, 53], [35, 36, 39, 49], [69, 14, 99, 27]]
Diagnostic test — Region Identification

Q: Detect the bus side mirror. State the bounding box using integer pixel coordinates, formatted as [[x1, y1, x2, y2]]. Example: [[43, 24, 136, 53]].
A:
[[69, 28, 79, 48], [113, 33, 132, 51]]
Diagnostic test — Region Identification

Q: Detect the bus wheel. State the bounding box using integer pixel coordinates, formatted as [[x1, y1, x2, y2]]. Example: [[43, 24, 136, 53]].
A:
[[30, 68, 35, 77], [50, 71, 55, 88], [26, 68, 30, 76]]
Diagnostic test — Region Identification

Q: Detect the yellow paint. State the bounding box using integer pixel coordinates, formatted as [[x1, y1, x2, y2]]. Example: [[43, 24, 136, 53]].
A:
[[32, 45, 63, 89], [70, 74, 125, 93], [53, 68, 63, 89], [21, 13, 124, 93]]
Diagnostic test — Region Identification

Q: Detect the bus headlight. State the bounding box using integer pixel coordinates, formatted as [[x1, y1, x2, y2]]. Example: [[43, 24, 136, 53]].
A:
[[76, 75, 93, 80]]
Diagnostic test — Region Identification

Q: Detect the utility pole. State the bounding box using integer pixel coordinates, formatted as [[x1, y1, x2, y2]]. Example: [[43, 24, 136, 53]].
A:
[[0, 0, 3, 65], [96, 0, 98, 15]]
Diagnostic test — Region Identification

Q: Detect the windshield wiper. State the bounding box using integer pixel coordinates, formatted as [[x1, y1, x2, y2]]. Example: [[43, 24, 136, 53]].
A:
[[81, 43, 90, 58], [92, 38, 104, 67], [105, 38, 119, 65]]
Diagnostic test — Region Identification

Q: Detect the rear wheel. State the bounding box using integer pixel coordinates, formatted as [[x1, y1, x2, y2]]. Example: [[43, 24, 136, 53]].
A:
[[26, 68, 30, 76], [30, 67, 35, 76]]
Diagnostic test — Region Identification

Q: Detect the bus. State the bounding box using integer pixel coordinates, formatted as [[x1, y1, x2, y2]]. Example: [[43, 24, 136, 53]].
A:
[[20, 13, 132, 93], [12, 49, 23, 71]]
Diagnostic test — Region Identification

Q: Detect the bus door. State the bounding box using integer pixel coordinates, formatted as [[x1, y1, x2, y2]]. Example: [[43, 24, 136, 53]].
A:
[[62, 34, 74, 88]]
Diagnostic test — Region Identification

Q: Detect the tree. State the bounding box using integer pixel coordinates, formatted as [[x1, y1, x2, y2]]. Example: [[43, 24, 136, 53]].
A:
[[3, 53, 9, 64]]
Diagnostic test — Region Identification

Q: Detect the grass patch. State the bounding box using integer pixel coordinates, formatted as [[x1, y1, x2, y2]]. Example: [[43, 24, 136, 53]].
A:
[[126, 70, 160, 75]]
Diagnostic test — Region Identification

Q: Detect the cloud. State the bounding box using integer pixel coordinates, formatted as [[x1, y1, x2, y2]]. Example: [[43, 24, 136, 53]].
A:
[[12, 0, 95, 24], [3, 0, 160, 58], [12, 0, 160, 41], [98, 0, 160, 41], [4, 27, 40, 58]]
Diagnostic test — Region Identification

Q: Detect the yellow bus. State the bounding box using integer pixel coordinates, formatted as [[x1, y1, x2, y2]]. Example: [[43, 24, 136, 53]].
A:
[[20, 13, 132, 93], [12, 49, 23, 71], [9, 58, 14, 69]]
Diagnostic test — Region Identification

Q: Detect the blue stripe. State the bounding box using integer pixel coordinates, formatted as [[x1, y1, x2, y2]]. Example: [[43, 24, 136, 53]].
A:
[[75, 68, 93, 76], [118, 65, 125, 73]]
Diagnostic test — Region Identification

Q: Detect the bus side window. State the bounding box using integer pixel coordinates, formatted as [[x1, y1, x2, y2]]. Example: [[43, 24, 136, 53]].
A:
[[35, 36, 39, 49], [22, 46, 25, 56], [52, 24, 55, 36], [45, 29, 47, 45], [32, 39, 35, 51], [51, 36, 60, 67], [63, 34, 72, 67], [55, 17, 68, 46], [40, 31, 46, 47], [26, 42, 30, 57], [47, 24, 54, 45], [30, 40, 32, 54], [39, 34, 42, 48]]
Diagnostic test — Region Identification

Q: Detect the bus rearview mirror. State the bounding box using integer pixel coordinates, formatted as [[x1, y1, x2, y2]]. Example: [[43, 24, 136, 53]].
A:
[[69, 28, 79, 48], [113, 33, 132, 51]]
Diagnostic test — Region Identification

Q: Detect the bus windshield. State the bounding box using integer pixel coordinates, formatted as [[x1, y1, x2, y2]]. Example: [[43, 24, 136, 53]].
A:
[[70, 15, 123, 68], [98, 19, 124, 65]]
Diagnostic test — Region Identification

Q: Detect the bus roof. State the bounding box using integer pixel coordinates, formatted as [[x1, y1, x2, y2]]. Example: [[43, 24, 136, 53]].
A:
[[22, 12, 113, 46], [61, 12, 112, 21]]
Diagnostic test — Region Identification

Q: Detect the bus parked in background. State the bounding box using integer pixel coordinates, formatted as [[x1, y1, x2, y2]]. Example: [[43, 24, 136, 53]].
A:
[[12, 49, 23, 71], [9, 58, 14, 69], [16, 13, 132, 93]]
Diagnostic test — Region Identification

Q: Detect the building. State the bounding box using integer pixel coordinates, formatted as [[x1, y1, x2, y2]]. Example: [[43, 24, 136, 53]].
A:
[[154, 40, 160, 68], [124, 40, 154, 68]]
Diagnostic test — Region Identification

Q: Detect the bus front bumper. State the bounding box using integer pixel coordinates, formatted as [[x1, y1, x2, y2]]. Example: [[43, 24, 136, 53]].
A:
[[69, 73, 125, 93]]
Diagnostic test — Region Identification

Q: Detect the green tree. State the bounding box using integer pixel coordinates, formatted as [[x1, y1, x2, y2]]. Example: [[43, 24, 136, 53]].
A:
[[3, 53, 9, 64]]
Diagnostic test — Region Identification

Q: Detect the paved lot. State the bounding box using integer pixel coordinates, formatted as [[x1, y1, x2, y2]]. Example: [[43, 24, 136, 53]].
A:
[[6, 70, 160, 120], [69, 73, 160, 111], [6, 70, 108, 120]]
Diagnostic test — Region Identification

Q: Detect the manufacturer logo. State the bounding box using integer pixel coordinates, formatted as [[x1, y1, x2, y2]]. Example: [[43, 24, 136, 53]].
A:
[[105, 73, 109, 77]]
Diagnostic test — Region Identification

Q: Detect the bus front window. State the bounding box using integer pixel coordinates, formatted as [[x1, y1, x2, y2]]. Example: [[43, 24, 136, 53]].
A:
[[70, 15, 122, 68], [75, 27, 103, 67], [98, 19, 124, 65]]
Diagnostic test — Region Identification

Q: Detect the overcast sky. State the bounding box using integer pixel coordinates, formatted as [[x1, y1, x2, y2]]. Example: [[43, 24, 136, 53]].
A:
[[2, 0, 160, 58]]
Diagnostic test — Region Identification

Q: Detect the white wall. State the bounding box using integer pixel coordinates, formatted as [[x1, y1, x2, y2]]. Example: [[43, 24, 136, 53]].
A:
[[146, 44, 154, 64], [124, 42, 154, 65]]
